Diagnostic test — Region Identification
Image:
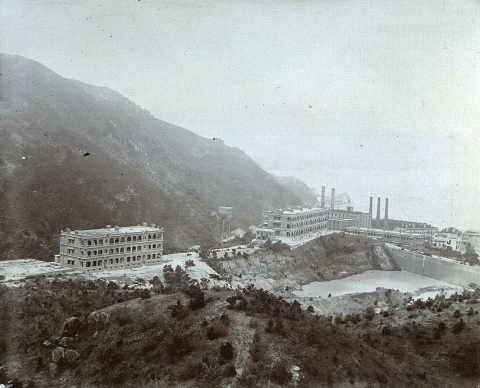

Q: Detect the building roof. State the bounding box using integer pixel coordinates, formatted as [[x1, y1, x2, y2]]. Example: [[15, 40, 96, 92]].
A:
[[62, 225, 163, 237], [264, 206, 324, 215], [348, 228, 425, 238]]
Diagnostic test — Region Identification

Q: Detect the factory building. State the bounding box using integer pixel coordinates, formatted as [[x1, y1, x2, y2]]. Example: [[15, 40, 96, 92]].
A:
[[56, 223, 164, 271], [347, 228, 426, 250]]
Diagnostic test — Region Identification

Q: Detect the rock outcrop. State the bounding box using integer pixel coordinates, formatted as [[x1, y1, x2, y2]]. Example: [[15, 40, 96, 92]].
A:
[[61, 317, 83, 337], [51, 347, 65, 364]]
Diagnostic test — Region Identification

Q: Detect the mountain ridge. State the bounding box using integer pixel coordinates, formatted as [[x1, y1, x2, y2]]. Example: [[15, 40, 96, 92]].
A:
[[0, 53, 316, 260]]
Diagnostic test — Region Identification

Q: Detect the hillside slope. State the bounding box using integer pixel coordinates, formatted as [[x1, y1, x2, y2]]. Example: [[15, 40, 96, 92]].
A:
[[211, 234, 400, 292], [0, 53, 305, 259]]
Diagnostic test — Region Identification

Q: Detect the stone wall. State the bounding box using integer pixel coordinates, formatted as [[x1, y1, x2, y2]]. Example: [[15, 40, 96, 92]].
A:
[[386, 246, 480, 287]]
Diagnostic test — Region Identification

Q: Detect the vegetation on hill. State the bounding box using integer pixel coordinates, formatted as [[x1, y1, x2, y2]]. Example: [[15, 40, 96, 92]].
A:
[[1, 269, 478, 387], [0, 53, 306, 261]]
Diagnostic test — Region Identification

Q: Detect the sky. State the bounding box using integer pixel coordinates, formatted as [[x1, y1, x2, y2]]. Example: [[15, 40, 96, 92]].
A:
[[1, 0, 479, 229]]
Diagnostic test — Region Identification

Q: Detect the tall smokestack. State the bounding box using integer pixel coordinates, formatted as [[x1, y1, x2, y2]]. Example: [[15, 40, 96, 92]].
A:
[[376, 197, 381, 228], [331, 188, 335, 210], [369, 197, 373, 217], [321, 186, 325, 208], [384, 198, 389, 228]]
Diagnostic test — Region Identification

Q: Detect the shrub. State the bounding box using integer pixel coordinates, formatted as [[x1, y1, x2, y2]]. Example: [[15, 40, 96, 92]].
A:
[[364, 306, 375, 321], [453, 309, 461, 318], [140, 289, 151, 299], [452, 319, 465, 334], [207, 322, 228, 340], [166, 333, 193, 363], [222, 364, 237, 377], [270, 360, 292, 386], [219, 341, 234, 360], [381, 326, 392, 335], [448, 342, 479, 377]]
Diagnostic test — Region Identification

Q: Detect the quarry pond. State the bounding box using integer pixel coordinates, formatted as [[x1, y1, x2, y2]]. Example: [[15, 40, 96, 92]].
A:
[[293, 270, 462, 299]]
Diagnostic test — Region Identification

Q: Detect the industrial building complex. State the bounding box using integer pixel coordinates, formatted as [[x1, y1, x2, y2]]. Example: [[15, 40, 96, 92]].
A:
[[55, 223, 163, 271], [255, 187, 433, 250]]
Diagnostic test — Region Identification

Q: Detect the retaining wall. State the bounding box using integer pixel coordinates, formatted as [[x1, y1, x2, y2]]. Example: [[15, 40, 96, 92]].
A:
[[386, 247, 480, 287]]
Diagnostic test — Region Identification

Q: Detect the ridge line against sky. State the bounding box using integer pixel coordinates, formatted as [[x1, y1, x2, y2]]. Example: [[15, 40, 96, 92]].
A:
[[1, 0, 479, 229]]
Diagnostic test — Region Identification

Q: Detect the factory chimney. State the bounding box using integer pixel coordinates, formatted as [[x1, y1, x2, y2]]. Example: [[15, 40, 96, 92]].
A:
[[330, 188, 335, 210], [321, 186, 326, 208], [384, 198, 389, 228], [376, 197, 381, 228], [369, 197, 373, 217]]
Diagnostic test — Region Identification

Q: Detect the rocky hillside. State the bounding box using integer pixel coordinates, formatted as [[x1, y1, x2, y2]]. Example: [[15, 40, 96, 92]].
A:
[[0, 54, 307, 260], [212, 234, 400, 292]]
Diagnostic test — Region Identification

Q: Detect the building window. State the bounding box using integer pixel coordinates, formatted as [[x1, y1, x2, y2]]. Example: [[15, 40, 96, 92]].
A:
[[68, 248, 74, 254], [68, 238, 75, 244]]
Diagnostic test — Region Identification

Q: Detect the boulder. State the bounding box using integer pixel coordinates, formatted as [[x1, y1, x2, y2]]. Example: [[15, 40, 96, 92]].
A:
[[49, 362, 59, 379], [87, 311, 110, 330], [64, 349, 80, 365], [62, 317, 83, 337], [59, 337, 73, 348], [43, 340, 52, 348], [51, 347, 65, 363]]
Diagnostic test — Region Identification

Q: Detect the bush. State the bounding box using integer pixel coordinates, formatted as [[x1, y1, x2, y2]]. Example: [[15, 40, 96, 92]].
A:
[[140, 289, 151, 299], [222, 364, 237, 377], [270, 360, 292, 386], [219, 341, 234, 360], [381, 326, 392, 335], [207, 322, 228, 340], [448, 342, 479, 377], [452, 319, 465, 334], [166, 333, 193, 363], [364, 306, 375, 321]]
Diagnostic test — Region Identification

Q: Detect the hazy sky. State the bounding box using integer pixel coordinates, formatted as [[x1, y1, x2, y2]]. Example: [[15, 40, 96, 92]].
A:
[[1, 0, 479, 229]]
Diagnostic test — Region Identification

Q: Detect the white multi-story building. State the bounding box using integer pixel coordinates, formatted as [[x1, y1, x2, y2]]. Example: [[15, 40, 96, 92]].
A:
[[256, 206, 328, 241], [327, 207, 371, 230], [431, 233, 465, 252], [56, 223, 163, 271]]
